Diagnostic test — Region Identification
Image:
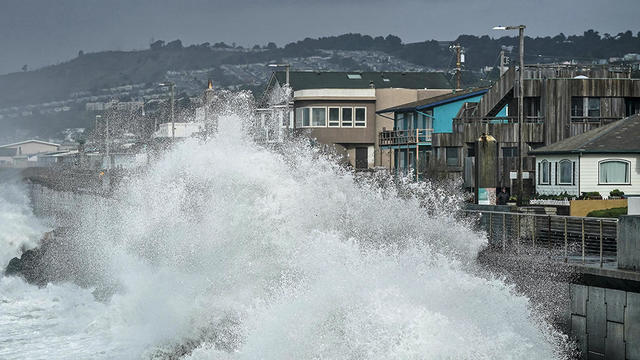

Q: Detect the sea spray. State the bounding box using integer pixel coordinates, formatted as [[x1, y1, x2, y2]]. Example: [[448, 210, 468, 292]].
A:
[[0, 94, 568, 359], [0, 181, 47, 270]]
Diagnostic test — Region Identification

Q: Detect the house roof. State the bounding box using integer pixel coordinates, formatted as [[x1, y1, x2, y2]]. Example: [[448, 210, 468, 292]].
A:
[[0, 148, 17, 156], [0, 139, 60, 148], [269, 71, 452, 92], [376, 88, 489, 114], [531, 114, 640, 155]]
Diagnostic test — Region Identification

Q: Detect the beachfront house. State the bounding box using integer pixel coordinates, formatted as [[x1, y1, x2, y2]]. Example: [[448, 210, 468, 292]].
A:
[[531, 114, 640, 198], [376, 88, 507, 179], [259, 71, 454, 169]]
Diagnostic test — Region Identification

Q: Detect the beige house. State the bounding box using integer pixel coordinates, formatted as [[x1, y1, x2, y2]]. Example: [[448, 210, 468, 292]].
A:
[[0, 140, 60, 167], [0, 139, 60, 156], [261, 71, 453, 169]]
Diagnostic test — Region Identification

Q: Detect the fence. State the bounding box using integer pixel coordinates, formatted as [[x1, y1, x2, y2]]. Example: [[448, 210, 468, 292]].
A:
[[464, 210, 619, 267]]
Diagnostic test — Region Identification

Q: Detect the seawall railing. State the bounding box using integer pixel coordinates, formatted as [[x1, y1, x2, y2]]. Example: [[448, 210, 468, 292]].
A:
[[464, 209, 618, 267]]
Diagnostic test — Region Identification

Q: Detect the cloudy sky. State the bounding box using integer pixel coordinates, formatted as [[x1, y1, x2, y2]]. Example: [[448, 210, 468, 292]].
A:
[[1, 0, 639, 74]]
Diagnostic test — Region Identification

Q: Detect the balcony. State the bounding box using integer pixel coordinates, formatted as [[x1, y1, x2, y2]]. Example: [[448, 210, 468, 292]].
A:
[[379, 129, 433, 147], [450, 116, 546, 144]]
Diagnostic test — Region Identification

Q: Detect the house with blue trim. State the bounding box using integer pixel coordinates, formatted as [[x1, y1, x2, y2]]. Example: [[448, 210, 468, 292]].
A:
[[377, 88, 507, 179]]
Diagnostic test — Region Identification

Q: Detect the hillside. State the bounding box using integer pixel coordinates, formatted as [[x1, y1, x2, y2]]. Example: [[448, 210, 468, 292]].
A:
[[1, 30, 639, 143]]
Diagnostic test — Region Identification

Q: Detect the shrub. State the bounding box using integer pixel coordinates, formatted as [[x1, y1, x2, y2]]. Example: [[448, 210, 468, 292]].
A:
[[586, 207, 627, 218], [580, 191, 602, 200], [610, 189, 625, 197]]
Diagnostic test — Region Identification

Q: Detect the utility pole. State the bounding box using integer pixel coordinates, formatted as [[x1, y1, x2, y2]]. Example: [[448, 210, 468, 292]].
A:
[[494, 25, 526, 204], [450, 44, 463, 89], [518, 25, 525, 204], [105, 113, 110, 171], [159, 82, 176, 141]]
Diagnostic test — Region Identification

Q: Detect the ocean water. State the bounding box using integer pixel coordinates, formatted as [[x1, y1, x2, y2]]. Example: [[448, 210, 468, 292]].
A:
[[0, 104, 567, 359]]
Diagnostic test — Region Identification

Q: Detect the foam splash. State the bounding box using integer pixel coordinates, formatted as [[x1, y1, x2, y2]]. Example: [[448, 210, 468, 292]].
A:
[[1, 98, 567, 358], [0, 181, 47, 270]]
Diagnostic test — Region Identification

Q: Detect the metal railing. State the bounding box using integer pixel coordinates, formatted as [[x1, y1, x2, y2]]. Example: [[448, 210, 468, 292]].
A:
[[453, 116, 545, 124], [465, 210, 618, 267], [569, 116, 623, 124], [379, 128, 433, 146]]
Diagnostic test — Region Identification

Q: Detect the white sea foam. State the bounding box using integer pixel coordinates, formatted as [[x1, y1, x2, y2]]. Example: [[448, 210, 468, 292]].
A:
[[0, 98, 567, 359], [0, 181, 47, 270]]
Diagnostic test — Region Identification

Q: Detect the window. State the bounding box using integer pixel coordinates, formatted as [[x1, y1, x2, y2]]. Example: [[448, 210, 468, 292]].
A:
[[342, 108, 353, 127], [558, 160, 573, 185], [296, 108, 310, 127], [539, 160, 550, 184], [524, 97, 540, 119], [599, 160, 630, 184], [395, 113, 405, 130], [347, 74, 362, 79], [354, 107, 366, 127], [571, 97, 584, 118], [502, 147, 518, 158], [625, 98, 640, 117], [328, 107, 340, 127], [311, 108, 326, 127], [446, 147, 459, 166], [588, 97, 601, 117]]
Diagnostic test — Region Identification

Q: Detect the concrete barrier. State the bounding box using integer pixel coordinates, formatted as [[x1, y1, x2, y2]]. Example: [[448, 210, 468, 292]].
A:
[[618, 215, 640, 271]]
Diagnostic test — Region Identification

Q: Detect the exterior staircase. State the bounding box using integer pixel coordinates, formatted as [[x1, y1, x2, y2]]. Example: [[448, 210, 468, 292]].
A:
[[477, 66, 516, 118]]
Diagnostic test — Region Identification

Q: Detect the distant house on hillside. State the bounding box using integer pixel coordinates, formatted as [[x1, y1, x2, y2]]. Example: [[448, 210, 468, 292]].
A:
[[259, 71, 454, 169], [0, 140, 60, 168], [531, 114, 640, 199], [0, 139, 60, 156]]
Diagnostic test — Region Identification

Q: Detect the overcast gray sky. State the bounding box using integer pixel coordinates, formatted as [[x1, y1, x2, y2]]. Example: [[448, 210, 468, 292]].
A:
[[1, 0, 639, 74]]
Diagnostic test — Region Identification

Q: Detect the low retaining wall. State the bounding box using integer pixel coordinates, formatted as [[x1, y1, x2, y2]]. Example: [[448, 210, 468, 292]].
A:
[[570, 199, 628, 217], [570, 283, 640, 359]]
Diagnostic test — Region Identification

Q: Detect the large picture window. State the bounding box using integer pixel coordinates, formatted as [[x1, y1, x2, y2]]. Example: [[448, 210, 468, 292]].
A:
[[599, 160, 630, 184], [558, 160, 573, 185], [539, 160, 550, 184]]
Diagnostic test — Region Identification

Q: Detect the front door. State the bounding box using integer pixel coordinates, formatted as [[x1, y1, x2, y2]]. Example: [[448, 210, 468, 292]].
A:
[[355, 147, 368, 169]]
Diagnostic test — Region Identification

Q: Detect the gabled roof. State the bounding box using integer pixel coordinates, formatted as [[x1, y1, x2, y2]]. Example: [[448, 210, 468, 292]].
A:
[[268, 71, 452, 92], [0, 139, 60, 148], [376, 88, 489, 114], [531, 114, 640, 155]]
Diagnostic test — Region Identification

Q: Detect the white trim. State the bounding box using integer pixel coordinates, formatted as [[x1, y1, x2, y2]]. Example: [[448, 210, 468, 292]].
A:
[[310, 107, 327, 127], [539, 160, 550, 185], [354, 107, 366, 127], [293, 88, 376, 100], [598, 159, 631, 185], [328, 107, 341, 127], [341, 107, 354, 128], [558, 159, 573, 185]]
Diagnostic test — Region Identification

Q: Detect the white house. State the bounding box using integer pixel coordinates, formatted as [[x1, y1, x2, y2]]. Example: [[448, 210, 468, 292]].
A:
[[531, 114, 640, 199]]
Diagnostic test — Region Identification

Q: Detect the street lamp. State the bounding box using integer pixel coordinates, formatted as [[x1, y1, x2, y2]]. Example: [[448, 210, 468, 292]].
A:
[[494, 24, 526, 204], [159, 82, 175, 140], [268, 63, 290, 86]]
